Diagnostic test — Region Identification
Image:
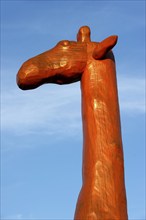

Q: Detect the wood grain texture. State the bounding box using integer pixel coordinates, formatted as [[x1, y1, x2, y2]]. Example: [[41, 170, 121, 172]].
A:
[[17, 26, 128, 220]]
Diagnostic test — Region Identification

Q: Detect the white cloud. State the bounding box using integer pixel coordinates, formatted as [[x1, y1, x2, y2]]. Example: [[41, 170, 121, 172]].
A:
[[3, 213, 36, 220], [117, 76, 145, 114], [4, 214, 22, 220], [1, 76, 145, 137], [1, 83, 82, 137]]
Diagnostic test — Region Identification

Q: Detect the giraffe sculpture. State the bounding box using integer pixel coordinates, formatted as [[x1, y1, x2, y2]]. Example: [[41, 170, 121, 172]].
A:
[[17, 26, 128, 220]]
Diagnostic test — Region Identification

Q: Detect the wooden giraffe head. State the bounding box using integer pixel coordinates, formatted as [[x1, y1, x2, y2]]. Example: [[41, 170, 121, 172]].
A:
[[17, 26, 117, 89]]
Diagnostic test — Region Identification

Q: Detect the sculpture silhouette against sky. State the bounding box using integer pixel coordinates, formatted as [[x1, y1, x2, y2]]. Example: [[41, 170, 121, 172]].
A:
[[17, 26, 128, 220]]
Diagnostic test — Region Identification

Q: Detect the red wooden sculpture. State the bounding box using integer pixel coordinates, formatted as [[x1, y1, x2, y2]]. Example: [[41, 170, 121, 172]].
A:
[[17, 26, 128, 220]]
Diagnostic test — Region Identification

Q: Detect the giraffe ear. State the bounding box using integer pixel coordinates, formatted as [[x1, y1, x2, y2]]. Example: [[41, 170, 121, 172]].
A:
[[93, 35, 118, 60]]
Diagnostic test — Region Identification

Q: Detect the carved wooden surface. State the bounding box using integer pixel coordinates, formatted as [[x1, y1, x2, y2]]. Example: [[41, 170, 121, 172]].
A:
[[17, 26, 128, 220]]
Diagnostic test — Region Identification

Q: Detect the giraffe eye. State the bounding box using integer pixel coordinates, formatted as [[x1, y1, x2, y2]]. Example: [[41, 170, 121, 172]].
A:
[[63, 40, 70, 46], [60, 40, 70, 46]]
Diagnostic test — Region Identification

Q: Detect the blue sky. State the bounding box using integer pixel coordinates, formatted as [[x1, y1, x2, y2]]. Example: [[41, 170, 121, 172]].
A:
[[1, 1, 145, 219]]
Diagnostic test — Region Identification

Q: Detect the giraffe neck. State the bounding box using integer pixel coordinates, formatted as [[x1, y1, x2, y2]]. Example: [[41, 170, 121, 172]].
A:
[[75, 56, 128, 219], [81, 55, 123, 176]]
